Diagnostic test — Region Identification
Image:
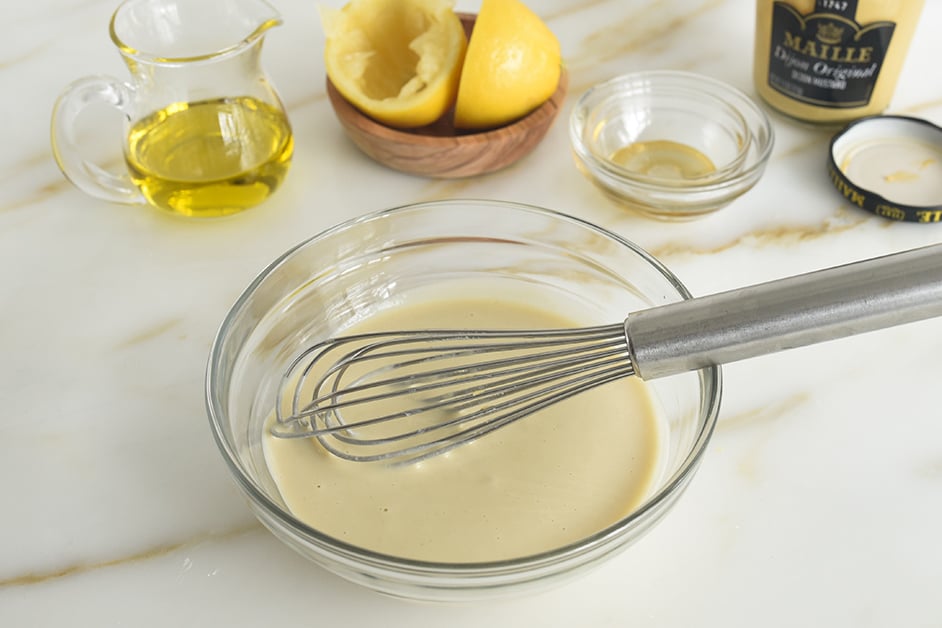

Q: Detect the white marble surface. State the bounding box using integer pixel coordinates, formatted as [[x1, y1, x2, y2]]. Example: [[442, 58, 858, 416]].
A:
[[3, 0, 941, 625]]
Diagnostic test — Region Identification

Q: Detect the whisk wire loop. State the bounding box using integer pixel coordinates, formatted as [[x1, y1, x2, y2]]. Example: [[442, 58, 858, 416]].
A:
[[272, 324, 633, 463]]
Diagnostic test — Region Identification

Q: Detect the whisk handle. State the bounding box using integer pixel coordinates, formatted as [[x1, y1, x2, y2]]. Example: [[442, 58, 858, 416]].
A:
[[625, 243, 942, 380]]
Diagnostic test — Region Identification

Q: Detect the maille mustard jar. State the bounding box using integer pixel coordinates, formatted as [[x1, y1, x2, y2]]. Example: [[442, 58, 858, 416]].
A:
[[754, 0, 925, 125]]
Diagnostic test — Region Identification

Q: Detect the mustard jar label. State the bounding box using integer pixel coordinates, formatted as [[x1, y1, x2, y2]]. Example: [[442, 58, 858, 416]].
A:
[[766, 0, 896, 108]]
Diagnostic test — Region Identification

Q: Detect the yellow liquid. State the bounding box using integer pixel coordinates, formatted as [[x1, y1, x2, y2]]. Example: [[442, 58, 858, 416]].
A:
[[126, 97, 293, 218], [610, 140, 716, 180]]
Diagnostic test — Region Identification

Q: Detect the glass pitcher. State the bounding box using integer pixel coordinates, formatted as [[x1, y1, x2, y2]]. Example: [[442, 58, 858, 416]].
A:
[[51, 0, 293, 218]]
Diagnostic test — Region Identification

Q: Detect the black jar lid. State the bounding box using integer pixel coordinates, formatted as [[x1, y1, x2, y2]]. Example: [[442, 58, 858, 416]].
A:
[[828, 115, 942, 224]]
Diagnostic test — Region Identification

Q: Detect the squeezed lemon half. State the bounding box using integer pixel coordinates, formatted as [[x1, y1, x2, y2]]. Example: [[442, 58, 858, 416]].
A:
[[321, 0, 467, 129]]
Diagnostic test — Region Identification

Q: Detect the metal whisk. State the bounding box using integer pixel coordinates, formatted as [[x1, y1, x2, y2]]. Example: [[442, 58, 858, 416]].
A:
[[272, 243, 942, 464]]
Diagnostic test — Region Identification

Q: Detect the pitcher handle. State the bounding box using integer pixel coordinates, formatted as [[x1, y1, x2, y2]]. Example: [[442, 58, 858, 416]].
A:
[[50, 75, 145, 205]]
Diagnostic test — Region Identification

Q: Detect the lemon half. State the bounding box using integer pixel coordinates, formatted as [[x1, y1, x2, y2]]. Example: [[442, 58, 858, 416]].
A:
[[321, 0, 467, 129], [453, 0, 561, 130]]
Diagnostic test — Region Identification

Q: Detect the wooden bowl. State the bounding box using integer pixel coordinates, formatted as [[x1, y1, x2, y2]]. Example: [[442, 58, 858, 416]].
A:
[[325, 13, 568, 179]]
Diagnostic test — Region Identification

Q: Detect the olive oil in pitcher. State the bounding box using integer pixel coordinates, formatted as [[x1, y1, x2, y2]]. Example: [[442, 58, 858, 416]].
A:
[[125, 96, 293, 218], [51, 0, 293, 216]]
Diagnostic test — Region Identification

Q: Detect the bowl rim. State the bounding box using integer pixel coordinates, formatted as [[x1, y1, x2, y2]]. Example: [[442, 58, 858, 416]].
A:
[[569, 70, 775, 192], [205, 199, 723, 578]]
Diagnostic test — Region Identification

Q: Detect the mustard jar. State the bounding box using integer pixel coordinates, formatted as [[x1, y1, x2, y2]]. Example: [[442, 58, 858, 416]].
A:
[[753, 0, 925, 125]]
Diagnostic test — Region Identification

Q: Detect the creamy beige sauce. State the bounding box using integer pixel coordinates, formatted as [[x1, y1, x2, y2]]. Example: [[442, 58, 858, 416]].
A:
[[263, 295, 663, 563], [754, 0, 925, 124]]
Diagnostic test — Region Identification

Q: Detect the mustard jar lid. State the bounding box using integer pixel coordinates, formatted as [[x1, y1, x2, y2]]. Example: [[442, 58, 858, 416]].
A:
[[828, 115, 942, 224]]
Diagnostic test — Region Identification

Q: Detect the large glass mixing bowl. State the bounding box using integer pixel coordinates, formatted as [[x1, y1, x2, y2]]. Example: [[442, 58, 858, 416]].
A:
[[205, 199, 722, 602]]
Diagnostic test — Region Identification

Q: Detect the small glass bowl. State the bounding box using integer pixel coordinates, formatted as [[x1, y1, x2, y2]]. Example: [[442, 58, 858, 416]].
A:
[[570, 71, 774, 220], [205, 200, 721, 602]]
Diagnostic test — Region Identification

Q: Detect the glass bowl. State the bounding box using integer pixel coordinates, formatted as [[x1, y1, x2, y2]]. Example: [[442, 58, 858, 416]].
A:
[[570, 71, 774, 220], [205, 199, 722, 602]]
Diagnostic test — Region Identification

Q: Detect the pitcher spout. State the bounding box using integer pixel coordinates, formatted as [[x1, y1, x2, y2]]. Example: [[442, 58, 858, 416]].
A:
[[240, 0, 284, 45], [109, 0, 283, 63]]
